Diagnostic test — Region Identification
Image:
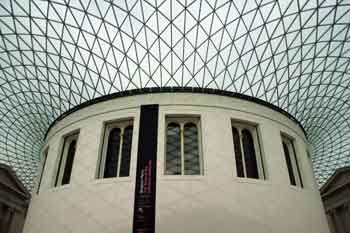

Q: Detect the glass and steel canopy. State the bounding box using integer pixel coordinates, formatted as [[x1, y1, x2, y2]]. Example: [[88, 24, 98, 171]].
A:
[[1, 0, 350, 188]]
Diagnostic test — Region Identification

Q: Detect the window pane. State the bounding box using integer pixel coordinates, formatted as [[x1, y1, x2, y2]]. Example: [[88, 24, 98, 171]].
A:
[[184, 123, 200, 175], [119, 126, 133, 177], [37, 149, 48, 193], [62, 140, 76, 185], [166, 123, 181, 175], [232, 127, 244, 177], [283, 141, 296, 186], [292, 144, 303, 188], [242, 129, 259, 179], [104, 128, 121, 178]]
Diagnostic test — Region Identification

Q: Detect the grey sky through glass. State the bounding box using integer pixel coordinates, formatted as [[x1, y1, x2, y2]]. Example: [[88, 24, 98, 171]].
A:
[[1, 0, 350, 188]]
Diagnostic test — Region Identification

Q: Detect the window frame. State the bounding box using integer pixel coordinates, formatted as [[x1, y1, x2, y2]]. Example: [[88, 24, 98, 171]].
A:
[[306, 150, 313, 168], [164, 116, 204, 176], [54, 132, 79, 187], [281, 133, 303, 188], [98, 119, 134, 179], [231, 120, 265, 180], [36, 146, 49, 194]]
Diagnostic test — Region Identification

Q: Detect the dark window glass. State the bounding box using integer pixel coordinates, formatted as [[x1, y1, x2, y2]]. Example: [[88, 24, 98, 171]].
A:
[[0, 205, 14, 233], [104, 128, 121, 178], [242, 129, 259, 179], [166, 123, 181, 175], [119, 126, 133, 177], [282, 141, 296, 186], [62, 140, 77, 185], [292, 145, 303, 188], [184, 123, 200, 175], [232, 127, 244, 177]]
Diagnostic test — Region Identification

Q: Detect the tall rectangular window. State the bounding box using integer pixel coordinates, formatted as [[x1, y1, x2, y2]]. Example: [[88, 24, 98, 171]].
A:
[[231, 121, 265, 179], [281, 135, 303, 187], [165, 117, 202, 175], [37, 147, 48, 193], [98, 120, 133, 178], [55, 133, 79, 186]]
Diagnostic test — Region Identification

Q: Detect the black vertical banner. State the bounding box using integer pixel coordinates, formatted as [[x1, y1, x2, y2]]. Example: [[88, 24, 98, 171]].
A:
[[133, 104, 159, 233]]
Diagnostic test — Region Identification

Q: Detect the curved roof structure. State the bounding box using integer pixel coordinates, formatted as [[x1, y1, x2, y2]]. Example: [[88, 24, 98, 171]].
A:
[[1, 0, 350, 189]]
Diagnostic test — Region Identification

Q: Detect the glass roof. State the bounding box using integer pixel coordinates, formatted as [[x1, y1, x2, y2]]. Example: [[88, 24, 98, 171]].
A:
[[1, 0, 350, 189]]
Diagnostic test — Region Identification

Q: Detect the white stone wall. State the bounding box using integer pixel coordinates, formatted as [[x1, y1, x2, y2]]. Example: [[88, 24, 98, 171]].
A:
[[23, 93, 330, 233]]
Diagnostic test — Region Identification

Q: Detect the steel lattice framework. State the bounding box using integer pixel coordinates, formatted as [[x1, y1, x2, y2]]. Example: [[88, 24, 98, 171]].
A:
[[1, 0, 350, 189]]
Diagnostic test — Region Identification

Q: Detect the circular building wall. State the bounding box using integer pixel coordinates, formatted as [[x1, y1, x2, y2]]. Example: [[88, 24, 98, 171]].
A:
[[23, 91, 329, 233]]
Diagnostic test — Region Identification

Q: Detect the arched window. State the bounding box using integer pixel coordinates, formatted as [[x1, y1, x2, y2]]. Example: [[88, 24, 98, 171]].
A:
[[104, 128, 121, 178], [165, 118, 202, 175], [231, 122, 264, 179], [281, 136, 303, 187], [165, 122, 181, 175], [99, 120, 134, 178], [55, 132, 79, 187]]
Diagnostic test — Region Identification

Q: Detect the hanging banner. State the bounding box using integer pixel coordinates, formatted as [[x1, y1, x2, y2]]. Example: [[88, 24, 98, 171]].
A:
[[133, 104, 158, 233]]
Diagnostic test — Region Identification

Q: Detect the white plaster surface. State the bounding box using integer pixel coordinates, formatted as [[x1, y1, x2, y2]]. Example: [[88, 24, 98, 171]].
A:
[[23, 93, 330, 233]]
